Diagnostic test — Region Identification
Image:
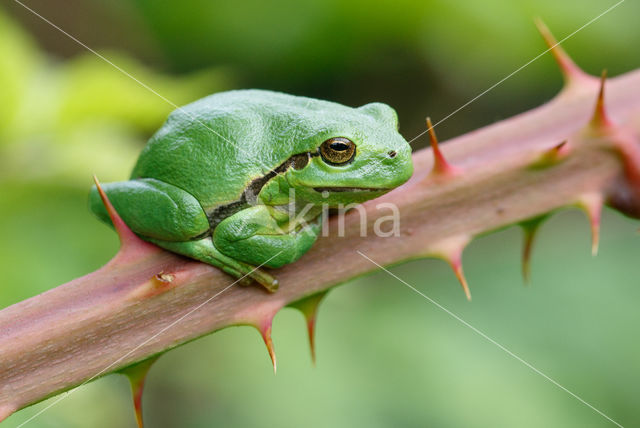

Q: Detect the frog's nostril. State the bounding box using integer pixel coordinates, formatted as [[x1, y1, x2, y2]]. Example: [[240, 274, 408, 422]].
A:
[[387, 150, 397, 158]]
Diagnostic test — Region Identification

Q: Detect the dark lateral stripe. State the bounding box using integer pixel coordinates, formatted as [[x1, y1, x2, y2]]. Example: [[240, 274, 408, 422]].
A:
[[205, 152, 311, 231]]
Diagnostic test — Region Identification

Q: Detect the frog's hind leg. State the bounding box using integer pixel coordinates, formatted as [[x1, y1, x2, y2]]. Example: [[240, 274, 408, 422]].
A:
[[89, 178, 277, 292], [152, 238, 279, 292]]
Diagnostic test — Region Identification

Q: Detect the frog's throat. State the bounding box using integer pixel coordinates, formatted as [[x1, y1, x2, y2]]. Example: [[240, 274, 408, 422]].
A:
[[205, 152, 311, 231]]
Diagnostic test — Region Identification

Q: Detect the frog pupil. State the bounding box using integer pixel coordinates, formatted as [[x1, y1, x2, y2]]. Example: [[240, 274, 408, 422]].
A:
[[330, 141, 349, 151]]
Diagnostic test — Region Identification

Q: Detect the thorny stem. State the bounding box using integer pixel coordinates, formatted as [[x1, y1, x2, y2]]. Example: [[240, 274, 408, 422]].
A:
[[1, 65, 640, 421]]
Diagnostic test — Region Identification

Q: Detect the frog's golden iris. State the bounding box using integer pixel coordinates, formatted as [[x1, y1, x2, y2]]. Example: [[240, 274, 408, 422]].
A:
[[319, 137, 356, 165]]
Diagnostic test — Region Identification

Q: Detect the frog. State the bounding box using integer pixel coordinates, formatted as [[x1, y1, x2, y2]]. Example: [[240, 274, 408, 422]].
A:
[[89, 89, 413, 292]]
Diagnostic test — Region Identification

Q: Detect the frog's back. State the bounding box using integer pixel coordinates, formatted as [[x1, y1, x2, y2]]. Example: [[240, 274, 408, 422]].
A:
[[131, 90, 358, 210]]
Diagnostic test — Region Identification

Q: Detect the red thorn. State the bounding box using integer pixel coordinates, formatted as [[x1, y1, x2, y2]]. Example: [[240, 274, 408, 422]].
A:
[[132, 381, 145, 427], [522, 232, 534, 284], [545, 140, 569, 160], [449, 255, 471, 301], [93, 176, 150, 252], [257, 319, 277, 374], [306, 317, 317, 364], [531, 140, 571, 169], [534, 18, 591, 87], [426, 117, 460, 177], [432, 237, 471, 300], [550, 140, 569, 157], [121, 356, 159, 428], [590, 70, 613, 129], [520, 217, 546, 284], [578, 194, 603, 256], [289, 291, 328, 365]]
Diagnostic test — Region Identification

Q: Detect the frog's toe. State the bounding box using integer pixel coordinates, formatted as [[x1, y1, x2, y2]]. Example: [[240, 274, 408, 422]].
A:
[[235, 276, 253, 287], [250, 269, 279, 293], [219, 260, 277, 292]]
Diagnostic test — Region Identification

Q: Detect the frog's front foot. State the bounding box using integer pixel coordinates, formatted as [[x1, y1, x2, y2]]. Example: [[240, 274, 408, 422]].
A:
[[204, 247, 279, 292]]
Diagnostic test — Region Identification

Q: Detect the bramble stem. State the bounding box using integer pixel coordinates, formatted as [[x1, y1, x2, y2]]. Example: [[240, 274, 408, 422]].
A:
[[1, 69, 640, 419]]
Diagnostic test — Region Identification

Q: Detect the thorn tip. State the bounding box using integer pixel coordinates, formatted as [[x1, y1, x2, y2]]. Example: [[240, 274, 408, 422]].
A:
[[258, 321, 277, 374], [531, 140, 570, 169], [425, 117, 460, 177], [578, 194, 603, 257], [591, 70, 612, 129], [290, 291, 328, 365], [432, 236, 471, 300], [451, 259, 472, 301], [93, 176, 149, 252], [534, 18, 590, 87], [520, 217, 546, 284], [121, 356, 159, 428]]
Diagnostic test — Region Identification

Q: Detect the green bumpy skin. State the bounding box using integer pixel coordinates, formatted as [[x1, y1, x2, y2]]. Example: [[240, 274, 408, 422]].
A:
[[90, 89, 413, 292]]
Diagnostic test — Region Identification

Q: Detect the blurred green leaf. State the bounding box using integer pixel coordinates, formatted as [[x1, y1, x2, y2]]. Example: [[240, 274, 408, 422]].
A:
[[0, 8, 232, 186]]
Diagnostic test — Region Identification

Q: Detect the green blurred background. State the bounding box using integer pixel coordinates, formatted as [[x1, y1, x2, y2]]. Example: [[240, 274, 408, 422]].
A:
[[2, 0, 639, 427]]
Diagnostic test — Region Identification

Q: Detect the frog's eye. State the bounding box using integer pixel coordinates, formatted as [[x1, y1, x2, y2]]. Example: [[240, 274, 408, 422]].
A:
[[319, 137, 356, 165]]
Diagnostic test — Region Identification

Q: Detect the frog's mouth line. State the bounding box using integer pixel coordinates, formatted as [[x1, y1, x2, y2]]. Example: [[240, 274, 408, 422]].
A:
[[313, 186, 390, 193]]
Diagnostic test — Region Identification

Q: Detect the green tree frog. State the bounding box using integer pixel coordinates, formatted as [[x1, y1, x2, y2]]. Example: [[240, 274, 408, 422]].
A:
[[90, 90, 413, 292]]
